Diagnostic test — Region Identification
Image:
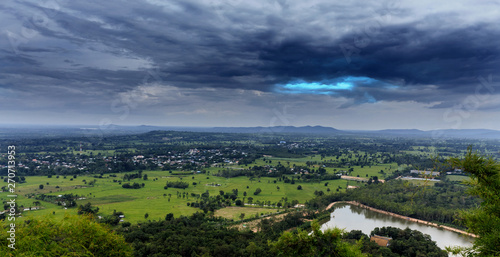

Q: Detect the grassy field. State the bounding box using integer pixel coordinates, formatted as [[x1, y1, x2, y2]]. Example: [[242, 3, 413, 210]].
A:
[[2, 170, 351, 224], [400, 178, 440, 186], [345, 163, 398, 179], [214, 206, 280, 220], [70, 149, 117, 155], [447, 175, 471, 182], [2, 152, 400, 225]]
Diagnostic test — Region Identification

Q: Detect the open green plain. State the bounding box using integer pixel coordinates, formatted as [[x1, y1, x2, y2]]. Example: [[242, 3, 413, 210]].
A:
[[1, 171, 348, 224], [1, 153, 399, 224]]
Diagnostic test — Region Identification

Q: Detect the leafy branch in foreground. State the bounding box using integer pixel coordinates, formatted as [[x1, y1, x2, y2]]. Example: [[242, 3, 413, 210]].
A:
[[448, 146, 500, 256]]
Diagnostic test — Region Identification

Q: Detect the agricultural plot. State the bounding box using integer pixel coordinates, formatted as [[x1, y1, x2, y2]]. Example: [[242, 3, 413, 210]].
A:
[[447, 175, 471, 182], [214, 206, 280, 220]]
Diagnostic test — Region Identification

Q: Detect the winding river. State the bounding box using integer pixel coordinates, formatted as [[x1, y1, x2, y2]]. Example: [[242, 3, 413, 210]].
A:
[[320, 203, 474, 250]]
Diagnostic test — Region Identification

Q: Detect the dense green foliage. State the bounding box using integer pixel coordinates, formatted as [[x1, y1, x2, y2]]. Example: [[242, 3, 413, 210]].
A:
[[77, 202, 100, 215], [448, 148, 500, 256], [0, 214, 133, 256], [117, 211, 309, 257], [117, 210, 451, 257], [373, 227, 446, 257], [269, 221, 365, 257], [164, 181, 189, 189], [344, 226, 447, 257], [187, 190, 230, 211], [122, 182, 144, 189]]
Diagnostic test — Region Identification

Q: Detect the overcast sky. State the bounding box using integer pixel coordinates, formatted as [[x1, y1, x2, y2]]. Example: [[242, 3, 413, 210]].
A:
[[1, 0, 499, 130]]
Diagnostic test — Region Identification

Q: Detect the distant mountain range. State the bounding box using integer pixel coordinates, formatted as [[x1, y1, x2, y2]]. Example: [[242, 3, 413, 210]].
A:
[[1, 124, 500, 139], [106, 125, 500, 139]]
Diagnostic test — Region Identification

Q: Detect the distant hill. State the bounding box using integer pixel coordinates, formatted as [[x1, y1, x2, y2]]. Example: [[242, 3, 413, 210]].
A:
[[103, 125, 341, 134], [1, 124, 500, 139], [204, 125, 340, 134], [128, 126, 500, 138]]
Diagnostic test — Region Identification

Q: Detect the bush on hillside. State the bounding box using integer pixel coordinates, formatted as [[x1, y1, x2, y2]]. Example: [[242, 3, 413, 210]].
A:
[[0, 214, 133, 256]]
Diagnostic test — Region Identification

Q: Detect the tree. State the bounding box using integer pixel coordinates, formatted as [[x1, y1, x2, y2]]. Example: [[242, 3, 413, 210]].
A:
[[78, 202, 99, 215], [144, 213, 149, 219], [165, 213, 174, 221], [371, 227, 446, 257], [314, 190, 324, 196], [269, 220, 365, 256], [447, 147, 500, 256], [39, 184, 44, 190], [239, 213, 245, 221], [297, 185, 302, 190], [253, 188, 262, 195]]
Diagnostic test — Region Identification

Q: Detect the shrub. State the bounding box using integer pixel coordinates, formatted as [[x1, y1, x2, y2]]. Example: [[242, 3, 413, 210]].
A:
[[0, 214, 133, 256], [164, 181, 189, 189], [122, 182, 142, 189]]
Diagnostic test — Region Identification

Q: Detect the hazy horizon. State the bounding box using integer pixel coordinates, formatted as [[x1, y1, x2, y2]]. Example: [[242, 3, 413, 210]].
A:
[[1, 123, 499, 132]]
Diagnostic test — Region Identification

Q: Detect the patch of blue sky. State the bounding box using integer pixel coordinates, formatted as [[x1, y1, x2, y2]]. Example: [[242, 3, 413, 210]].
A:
[[283, 81, 352, 91], [274, 76, 395, 95], [274, 80, 352, 95]]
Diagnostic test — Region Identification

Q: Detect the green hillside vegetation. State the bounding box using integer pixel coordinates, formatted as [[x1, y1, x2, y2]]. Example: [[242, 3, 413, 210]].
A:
[[0, 214, 133, 256], [269, 221, 365, 257], [343, 227, 447, 257], [447, 148, 500, 256]]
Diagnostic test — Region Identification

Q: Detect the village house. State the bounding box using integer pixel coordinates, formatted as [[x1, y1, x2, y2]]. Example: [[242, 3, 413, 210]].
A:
[[410, 170, 440, 176]]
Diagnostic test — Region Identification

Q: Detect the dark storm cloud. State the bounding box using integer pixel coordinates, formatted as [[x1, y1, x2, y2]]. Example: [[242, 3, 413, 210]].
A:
[[255, 23, 500, 100], [1, 0, 499, 117]]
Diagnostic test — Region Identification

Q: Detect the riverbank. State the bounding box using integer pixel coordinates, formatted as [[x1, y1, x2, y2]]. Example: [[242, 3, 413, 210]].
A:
[[326, 201, 477, 238]]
